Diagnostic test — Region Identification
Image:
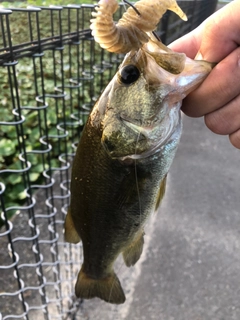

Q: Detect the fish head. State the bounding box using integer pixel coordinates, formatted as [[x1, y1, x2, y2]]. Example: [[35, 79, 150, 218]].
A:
[[91, 39, 213, 160]]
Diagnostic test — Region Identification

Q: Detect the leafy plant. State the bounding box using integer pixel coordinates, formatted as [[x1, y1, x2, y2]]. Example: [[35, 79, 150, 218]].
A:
[[0, 0, 122, 227]]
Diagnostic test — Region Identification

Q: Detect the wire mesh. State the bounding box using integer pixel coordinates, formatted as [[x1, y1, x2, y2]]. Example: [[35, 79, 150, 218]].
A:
[[0, 1, 218, 319]]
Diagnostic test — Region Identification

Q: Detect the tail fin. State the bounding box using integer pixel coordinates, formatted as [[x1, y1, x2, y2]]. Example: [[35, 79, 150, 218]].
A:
[[75, 267, 126, 304]]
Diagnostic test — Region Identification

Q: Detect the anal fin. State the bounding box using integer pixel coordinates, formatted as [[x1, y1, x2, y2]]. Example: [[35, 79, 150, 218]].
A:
[[64, 208, 81, 244], [155, 175, 167, 211], [122, 231, 144, 267]]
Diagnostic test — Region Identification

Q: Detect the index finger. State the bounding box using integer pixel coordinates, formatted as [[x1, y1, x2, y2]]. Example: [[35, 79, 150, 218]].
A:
[[168, 28, 202, 59], [182, 46, 240, 117]]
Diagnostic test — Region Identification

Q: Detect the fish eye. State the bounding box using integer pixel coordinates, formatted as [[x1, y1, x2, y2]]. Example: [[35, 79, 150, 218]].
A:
[[118, 65, 140, 85]]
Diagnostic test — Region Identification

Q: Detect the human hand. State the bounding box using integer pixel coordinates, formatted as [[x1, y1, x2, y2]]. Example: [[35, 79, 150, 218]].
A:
[[169, 0, 240, 148]]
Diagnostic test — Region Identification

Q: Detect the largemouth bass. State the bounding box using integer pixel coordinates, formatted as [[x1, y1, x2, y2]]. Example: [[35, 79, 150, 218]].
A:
[[64, 37, 213, 304]]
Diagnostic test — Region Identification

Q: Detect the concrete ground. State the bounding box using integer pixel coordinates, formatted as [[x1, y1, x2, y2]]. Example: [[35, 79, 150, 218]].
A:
[[78, 115, 240, 320]]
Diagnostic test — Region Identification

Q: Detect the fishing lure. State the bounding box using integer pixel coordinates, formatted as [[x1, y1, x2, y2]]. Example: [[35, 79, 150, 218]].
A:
[[90, 0, 187, 54]]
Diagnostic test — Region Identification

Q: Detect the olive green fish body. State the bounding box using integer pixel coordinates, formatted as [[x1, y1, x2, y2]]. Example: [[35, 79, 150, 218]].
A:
[[71, 114, 180, 257], [65, 39, 214, 304], [68, 114, 179, 304]]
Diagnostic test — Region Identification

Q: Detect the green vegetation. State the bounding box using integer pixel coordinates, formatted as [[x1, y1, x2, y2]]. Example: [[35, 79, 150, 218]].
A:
[[0, 1, 118, 226], [0, 0, 95, 7]]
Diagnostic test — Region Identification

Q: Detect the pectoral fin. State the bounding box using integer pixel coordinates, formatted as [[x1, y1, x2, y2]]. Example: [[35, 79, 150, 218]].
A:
[[155, 175, 167, 211], [122, 231, 144, 267], [64, 208, 81, 244]]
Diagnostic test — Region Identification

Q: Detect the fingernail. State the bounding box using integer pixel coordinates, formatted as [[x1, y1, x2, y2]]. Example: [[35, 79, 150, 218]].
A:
[[195, 51, 203, 60]]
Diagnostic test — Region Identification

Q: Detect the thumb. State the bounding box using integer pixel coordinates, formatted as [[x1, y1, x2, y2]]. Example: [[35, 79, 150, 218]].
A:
[[168, 29, 201, 59], [195, 1, 240, 62]]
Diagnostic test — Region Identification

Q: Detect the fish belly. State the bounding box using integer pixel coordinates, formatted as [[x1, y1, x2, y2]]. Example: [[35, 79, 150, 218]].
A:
[[65, 117, 180, 303]]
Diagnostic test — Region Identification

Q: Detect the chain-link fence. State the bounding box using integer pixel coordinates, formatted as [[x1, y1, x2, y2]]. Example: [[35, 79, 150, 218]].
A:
[[0, 1, 218, 319]]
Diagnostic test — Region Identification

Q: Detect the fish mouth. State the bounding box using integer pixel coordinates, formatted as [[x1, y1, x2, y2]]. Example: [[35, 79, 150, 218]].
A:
[[119, 111, 181, 161]]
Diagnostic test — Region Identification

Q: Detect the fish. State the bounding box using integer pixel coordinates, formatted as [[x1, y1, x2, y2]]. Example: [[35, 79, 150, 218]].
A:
[[64, 33, 214, 304]]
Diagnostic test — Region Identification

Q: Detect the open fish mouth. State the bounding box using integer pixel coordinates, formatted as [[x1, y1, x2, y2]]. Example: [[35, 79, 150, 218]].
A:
[[119, 111, 181, 161]]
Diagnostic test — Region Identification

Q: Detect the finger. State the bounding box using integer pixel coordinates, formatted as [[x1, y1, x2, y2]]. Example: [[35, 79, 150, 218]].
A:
[[168, 28, 202, 59], [204, 94, 240, 135], [169, 0, 240, 61], [196, 0, 240, 62], [182, 46, 240, 117], [229, 129, 240, 149]]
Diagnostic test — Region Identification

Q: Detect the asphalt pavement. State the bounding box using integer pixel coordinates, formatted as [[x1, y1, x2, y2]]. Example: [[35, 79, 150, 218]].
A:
[[78, 115, 240, 320]]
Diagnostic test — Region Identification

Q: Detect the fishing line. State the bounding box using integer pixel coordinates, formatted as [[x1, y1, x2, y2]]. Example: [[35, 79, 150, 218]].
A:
[[134, 131, 142, 225], [123, 0, 141, 16], [122, 0, 128, 12], [108, 278, 114, 304], [108, 132, 142, 304]]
